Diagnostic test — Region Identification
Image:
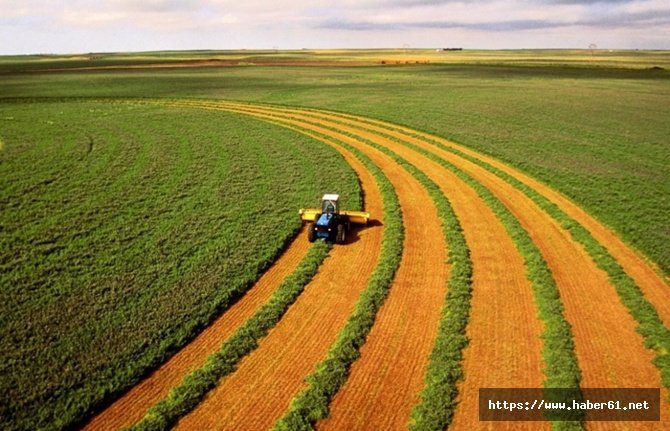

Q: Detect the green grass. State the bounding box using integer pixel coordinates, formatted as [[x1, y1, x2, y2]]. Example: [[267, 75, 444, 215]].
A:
[[432, 139, 670, 399], [1, 55, 667, 274], [386, 140, 583, 431], [330, 130, 474, 431], [0, 101, 361, 431], [1, 49, 668, 73], [1, 50, 668, 429]]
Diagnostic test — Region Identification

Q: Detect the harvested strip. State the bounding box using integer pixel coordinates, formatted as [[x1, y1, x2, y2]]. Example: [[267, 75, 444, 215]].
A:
[[162, 101, 670, 427], [288, 107, 670, 327], [280, 107, 668, 428], [371, 129, 670, 426], [218, 104, 661, 427], [131, 239, 332, 430], [319, 109, 670, 426], [277, 125, 446, 428], [275, 132, 404, 429], [174, 145, 384, 431], [440, 148, 670, 395], [83, 232, 311, 431], [244, 103, 670, 380], [186, 102, 549, 429], [290, 117, 546, 431]]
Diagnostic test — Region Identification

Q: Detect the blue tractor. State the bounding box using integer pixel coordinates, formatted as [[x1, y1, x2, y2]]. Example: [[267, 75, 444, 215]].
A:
[[299, 194, 370, 244]]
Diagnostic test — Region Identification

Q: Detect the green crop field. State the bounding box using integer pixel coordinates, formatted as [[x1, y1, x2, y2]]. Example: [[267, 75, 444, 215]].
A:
[[0, 100, 361, 429], [2, 50, 668, 274], [1, 49, 669, 430]]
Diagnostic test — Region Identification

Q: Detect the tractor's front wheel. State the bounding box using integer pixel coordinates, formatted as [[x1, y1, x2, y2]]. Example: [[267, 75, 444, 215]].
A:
[[307, 226, 316, 242], [336, 224, 346, 244]]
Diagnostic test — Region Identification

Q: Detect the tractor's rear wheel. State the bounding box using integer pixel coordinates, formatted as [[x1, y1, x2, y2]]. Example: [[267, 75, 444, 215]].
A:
[[336, 224, 346, 244], [307, 226, 316, 242]]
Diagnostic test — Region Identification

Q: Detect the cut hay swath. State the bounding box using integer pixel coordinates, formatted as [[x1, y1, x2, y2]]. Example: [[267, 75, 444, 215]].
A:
[[130, 240, 332, 431], [187, 102, 573, 430]]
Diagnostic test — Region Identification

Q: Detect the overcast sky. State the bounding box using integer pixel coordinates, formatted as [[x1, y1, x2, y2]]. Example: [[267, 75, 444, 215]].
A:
[[1, 0, 668, 55]]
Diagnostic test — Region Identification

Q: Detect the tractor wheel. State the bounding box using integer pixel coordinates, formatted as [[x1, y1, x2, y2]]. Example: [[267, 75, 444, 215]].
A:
[[336, 224, 346, 244], [307, 226, 316, 242]]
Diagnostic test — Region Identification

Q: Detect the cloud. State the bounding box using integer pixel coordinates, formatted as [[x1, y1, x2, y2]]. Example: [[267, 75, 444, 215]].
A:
[[318, 18, 562, 31], [316, 0, 670, 32], [541, 0, 635, 4], [1, 0, 669, 53]]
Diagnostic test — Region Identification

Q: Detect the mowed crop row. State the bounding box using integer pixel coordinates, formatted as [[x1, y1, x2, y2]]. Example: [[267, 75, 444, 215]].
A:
[[133, 99, 668, 430]]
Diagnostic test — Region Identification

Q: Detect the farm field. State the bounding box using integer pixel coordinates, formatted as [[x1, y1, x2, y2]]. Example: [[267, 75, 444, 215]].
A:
[[1, 50, 669, 430]]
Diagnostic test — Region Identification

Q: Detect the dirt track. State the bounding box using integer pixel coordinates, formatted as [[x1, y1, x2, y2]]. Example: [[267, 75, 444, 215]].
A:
[[91, 99, 670, 430]]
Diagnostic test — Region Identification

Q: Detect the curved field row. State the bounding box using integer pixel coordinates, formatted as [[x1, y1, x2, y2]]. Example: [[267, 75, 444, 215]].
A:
[[85, 98, 670, 430], [315, 130, 545, 431], [172, 147, 385, 430], [83, 231, 312, 430], [272, 115, 450, 429], [292, 107, 670, 328], [220, 101, 670, 328], [163, 101, 550, 429], [0, 103, 362, 431], [168, 100, 670, 428]]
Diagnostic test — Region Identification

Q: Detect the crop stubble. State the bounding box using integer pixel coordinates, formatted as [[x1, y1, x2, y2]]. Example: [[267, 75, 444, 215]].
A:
[[187, 101, 546, 429], [306, 124, 450, 429], [295, 107, 670, 429], [192, 101, 670, 428], [83, 232, 312, 430], [173, 147, 384, 430], [323, 113, 670, 329], [95, 99, 669, 430], [297, 106, 670, 428], [207, 103, 668, 426]]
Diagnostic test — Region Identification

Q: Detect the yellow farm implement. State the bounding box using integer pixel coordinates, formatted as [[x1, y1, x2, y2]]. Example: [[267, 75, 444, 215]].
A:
[[299, 194, 370, 243]]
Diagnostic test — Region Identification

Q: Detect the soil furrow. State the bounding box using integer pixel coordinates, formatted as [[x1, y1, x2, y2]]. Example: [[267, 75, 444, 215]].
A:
[[83, 232, 312, 431], [174, 147, 384, 431]]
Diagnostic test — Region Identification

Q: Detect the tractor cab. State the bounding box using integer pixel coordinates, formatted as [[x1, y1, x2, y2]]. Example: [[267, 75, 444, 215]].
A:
[[316, 194, 340, 229], [321, 194, 340, 215], [299, 193, 370, 244]]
